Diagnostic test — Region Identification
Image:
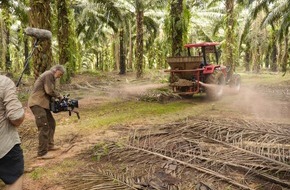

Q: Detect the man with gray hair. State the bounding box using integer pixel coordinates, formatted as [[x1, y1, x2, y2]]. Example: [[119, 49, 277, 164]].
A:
[[28, 64, 65, 159]]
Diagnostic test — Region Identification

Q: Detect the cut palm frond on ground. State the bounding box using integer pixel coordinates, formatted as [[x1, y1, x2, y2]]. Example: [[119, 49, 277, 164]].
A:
[[63, 117, 290, 190]]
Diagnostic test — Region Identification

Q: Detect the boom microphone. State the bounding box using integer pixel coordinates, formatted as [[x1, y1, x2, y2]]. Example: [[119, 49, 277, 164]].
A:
[[16, 27, 52, 87], [24, 27, 52, 40]]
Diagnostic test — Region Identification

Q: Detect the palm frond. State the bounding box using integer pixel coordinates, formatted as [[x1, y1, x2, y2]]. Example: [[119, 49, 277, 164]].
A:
[[64, 117, 290, 190], [64, 168, 139, 190], [143, 16, 158, 47], [124, 117, 290, 189], [238, 17, 251, 47], [250, 0, 269, 19], [262, 3, 285, 28], [277, 16, 289, 42]]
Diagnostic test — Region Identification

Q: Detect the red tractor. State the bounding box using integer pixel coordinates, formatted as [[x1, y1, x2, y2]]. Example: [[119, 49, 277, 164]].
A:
[[165, 42, 240, 99]]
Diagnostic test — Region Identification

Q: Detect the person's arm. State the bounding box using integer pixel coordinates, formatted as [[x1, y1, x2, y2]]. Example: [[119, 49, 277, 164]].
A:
[[43, 74, 62, 98], [3, 78, 25, 127]]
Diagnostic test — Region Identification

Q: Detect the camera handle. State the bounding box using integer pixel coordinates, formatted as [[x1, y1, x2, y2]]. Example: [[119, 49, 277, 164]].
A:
[[69, 110, 80, 119]]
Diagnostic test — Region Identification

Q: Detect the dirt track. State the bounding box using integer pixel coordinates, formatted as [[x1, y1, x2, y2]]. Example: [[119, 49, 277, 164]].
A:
[[4, 72, 290, 190]]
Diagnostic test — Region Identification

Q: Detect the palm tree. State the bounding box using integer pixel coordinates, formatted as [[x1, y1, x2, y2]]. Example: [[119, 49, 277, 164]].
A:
[[247, 0, 289, 72], [238, 1, 270, 72], [56, 0, 73, 82], [186, 1, 237, 67], [187, 1, 224, 43], [73, 0, 122, 72], [170, 0, 184, 56], [261, 0, 290, 73], [125, 0, 164, 78], [224, 0, 235, 77], [0, 1, 12, 72], [29, 0, 53, 79], [0, 0, 36, 79], [74, 0, 161, 77], [135, 0, 144, 78], [119, 27, 126, 74]]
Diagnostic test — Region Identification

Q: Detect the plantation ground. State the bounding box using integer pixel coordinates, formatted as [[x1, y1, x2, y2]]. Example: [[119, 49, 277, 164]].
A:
[[1, 70, 290, 190]]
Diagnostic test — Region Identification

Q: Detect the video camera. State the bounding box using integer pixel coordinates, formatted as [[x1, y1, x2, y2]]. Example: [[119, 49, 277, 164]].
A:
[[50, 94, 80, 119]]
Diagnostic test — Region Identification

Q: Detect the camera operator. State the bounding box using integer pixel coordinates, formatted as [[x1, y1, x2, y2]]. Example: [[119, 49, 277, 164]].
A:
[[28, 65, 65, 159]]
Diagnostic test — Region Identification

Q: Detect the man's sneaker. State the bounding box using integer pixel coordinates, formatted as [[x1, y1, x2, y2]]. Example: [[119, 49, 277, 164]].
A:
[[37, 152, 56, 159], [48, 146, 61, 151]]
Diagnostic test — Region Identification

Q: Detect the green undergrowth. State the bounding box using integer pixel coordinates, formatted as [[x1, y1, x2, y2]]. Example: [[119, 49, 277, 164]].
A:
[[71, 99, 210, 129], [29, 159, 80, 181], [239, 71, 290, 85]]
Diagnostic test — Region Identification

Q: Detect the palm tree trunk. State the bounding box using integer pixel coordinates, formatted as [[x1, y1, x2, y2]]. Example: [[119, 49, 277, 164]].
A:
[[170, 0, 183, 56], [119, 28, 126, 74], [114, 34, 119, 71], [128, 25, 133, 70], [4, 23, 11, 72], [252, 49, 260, 73], [2, 8, 11, 72], [30, 0, 53, 79], [271, 43, 278, 72], [57, 0, 71, 82], [269, 29, 278, 72], [100, 50, 103, 71], [281, 34, 288, 73], [265, 44, 271, 68], [136, 8, 144, 78], [95, 51, 99, 70], [225, 0, 235, 78], [244, 42, 251, 72]]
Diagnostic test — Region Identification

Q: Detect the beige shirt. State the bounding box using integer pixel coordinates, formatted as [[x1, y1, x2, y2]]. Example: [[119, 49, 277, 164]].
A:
[[28, 70, 61, 109], [0, 75, 24, 158]]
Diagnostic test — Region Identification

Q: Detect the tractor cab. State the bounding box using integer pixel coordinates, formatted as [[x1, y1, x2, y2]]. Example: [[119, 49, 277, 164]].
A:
[[184, 42, 220, 67]]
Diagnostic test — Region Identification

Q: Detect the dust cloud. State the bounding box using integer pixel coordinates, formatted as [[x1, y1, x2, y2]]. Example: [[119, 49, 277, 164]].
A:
[[78, 78, 289, 121], [226, 86, 288, 120], [108, 83, 168, 99], [110, 81, 289, 121], [199, 81, 288, 120]]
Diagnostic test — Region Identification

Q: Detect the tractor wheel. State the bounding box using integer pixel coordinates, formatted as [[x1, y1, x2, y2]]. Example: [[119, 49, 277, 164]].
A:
[[205, 69, 225, 100], [229, 73, 241, 93]]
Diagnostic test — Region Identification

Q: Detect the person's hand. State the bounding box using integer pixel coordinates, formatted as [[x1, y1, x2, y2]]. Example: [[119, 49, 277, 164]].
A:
[[58, 95, 63, 100], [10, 114, 25, 127]]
